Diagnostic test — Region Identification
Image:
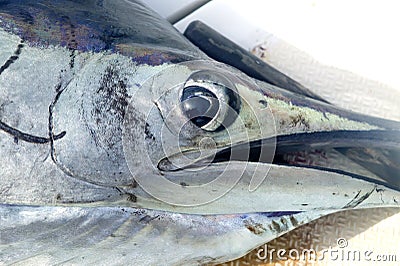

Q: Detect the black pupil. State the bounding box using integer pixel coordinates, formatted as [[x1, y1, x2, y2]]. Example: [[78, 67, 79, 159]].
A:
[[181, 86, 219, 128]]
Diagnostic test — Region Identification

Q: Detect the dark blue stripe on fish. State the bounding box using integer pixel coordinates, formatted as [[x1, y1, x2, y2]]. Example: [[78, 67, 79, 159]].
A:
[[240, 211, 302, 219], [0, 42, 24, 75], [0, 120, 66, 144], [0, 0, 204, 65], [260, 211, 303, 217]]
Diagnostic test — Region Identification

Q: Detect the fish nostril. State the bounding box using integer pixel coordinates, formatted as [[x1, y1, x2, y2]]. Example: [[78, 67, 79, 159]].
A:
[[198, 136, 216, 151]]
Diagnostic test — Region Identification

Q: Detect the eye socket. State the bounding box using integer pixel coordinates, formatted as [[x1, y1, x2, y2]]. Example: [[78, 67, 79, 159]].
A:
[[180, 71, 241, 131]]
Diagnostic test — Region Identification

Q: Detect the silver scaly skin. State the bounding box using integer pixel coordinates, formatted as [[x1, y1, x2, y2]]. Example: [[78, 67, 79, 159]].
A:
[[0, 0, 399, 264]]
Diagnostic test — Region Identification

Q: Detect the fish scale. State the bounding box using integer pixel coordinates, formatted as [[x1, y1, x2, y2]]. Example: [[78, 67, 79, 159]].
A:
[[0, 0, 399, 265]]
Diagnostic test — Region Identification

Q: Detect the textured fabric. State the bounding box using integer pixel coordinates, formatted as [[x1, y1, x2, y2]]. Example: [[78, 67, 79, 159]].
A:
[[251, 39, 400, 122], [220, 208, 400, 265]]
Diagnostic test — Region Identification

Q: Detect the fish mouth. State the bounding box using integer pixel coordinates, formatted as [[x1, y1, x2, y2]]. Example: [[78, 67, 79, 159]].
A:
[[156, 137, 276, 172], [158, 129, 400, 191]]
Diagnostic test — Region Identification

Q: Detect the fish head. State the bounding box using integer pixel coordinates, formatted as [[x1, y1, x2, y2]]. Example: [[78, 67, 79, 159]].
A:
[[122, 59, 400, 211], [123, 60, 277, 206]]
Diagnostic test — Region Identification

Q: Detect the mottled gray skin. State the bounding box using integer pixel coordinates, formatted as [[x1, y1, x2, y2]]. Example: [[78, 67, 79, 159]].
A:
[[0, 0, 203, 205], [1, 0, 400, 265]]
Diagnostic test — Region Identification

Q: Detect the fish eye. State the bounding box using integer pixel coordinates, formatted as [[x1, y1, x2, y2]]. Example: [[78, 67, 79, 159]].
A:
[[181, 86, 219, 128], [180, 71, 241, 131]]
